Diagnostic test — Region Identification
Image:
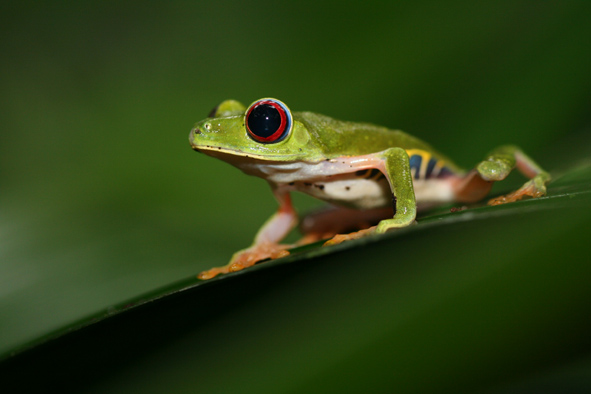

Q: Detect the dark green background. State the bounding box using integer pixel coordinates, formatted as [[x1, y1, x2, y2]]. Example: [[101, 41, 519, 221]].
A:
[[1, 1, 591, 392]]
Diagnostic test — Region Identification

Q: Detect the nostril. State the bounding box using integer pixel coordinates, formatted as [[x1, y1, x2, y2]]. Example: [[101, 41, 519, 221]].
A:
[[194, 128, 202, 135]]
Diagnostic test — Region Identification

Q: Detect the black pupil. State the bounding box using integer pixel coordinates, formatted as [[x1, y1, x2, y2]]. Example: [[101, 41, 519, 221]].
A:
[[248, 104, 281, 138]]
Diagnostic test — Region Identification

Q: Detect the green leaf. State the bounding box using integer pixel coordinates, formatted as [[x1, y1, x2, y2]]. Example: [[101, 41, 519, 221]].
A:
[[2, 163, 590, 393]]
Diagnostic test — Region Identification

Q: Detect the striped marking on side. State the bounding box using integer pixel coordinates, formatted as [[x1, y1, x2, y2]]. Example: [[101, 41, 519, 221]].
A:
[[405, 149, 454, 180]]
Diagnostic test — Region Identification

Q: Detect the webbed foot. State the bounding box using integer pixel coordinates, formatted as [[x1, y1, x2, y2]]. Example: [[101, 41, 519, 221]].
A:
[[323, 226, 376, 246], [322, 218, 417, 247], [198, 243, 291, 280], [488, 177, 547, 206]]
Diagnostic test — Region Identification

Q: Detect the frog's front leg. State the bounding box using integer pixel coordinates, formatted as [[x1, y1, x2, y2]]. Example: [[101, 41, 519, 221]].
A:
[[325, 147, 417, 246], [455, 145, 551, 205], [197, 188, 297, 280]]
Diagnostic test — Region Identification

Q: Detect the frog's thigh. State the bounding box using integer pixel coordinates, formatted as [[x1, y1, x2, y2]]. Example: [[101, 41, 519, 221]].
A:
[[452, 170, 494, 203], [299, 205, 394, 243], [374, 147, 417, 233]]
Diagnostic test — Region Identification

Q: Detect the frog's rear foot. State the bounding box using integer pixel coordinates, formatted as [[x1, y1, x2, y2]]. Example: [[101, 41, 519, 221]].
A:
[[197, 243, 291, 280], [488, 178, 547, 206], [323, 227, 376, 246]]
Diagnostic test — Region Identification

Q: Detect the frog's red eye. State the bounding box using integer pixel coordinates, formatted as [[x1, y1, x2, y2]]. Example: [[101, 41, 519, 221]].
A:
[[245, 99, 292, 143]]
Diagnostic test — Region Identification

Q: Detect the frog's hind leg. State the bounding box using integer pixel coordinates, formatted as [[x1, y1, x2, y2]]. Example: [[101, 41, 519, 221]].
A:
[[465, 145, 551, 206]]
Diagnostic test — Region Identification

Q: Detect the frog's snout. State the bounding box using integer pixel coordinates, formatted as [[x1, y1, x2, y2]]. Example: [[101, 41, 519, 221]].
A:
[[191, 120, 213, 139], [189, 127, 204, 150]]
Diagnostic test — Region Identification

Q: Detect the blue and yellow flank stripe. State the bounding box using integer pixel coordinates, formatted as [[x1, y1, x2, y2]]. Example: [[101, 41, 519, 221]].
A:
[[405, 149, 455, 180]]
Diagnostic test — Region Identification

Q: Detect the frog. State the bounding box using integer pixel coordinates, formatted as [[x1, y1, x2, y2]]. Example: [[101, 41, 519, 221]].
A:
[[190, 98, 551, 280]]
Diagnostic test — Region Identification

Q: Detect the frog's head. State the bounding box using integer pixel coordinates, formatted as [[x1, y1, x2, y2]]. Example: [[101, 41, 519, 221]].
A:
[[190, 98, 325, 164]]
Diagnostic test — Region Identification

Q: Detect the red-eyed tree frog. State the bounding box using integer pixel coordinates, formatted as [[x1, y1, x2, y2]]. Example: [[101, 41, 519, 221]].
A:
[[190, 98, 550, 279]]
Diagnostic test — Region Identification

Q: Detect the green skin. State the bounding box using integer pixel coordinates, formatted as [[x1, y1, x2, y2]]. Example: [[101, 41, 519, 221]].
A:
[[190, 98, 550, 279]]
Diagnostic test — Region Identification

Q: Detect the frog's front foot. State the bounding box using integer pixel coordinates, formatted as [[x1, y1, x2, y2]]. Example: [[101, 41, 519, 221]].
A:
[[488, 177, 547, 206], [197, 243, 291, 280]]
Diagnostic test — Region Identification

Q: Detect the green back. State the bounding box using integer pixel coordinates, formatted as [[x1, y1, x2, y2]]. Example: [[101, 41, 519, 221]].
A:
[[295, 112, 460, 170]]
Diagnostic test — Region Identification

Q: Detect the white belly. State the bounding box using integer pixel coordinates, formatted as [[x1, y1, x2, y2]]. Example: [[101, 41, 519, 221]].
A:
[[294, 177, 391, 210], [291, 176, 454, 210], [412, 179, 455, 205]]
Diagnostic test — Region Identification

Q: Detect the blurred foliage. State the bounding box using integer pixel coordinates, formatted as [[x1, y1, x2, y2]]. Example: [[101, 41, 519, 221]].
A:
[[1, 1, 591, 393]]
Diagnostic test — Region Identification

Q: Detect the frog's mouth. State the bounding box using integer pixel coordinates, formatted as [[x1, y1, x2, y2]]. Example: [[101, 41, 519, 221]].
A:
[[192, 144, 238, 156], [192, 144, 273, 162]]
